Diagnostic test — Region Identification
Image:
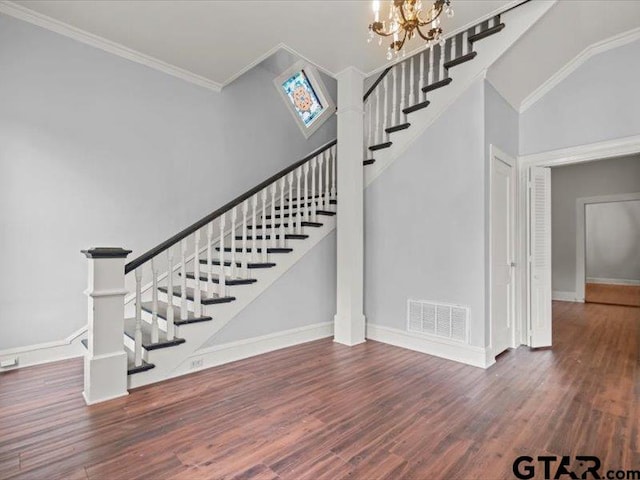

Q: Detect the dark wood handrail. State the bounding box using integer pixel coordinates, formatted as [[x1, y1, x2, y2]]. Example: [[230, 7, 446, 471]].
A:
[[363, 67, 392, 102], [125, 138, 337, 274]]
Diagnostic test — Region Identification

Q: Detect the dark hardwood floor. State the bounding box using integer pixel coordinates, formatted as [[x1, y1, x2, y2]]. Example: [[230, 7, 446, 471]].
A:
[[1, 301, 638, 479]]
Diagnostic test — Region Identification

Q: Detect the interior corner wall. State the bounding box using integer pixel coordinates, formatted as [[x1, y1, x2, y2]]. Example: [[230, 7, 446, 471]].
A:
[[364, 80, 487, 348], [551, 155, 640, 294], [0, 13, 336, 351], [520, 38, 640, 156]]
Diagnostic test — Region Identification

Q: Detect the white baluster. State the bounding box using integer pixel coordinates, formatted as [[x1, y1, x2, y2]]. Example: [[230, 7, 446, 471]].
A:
[[261, 189, 268, 262], [409, 57, 416, 107], [419, 50, 426, 101], [287, 173, 294, 235], [134, 267, 143, 367], [382, 73, 389, 133], [391, 66, 398, 128], [279, 178, 286, 247], [270, 184, 277, 248], [331, 146, 337, 200], [400, 61, 407, 118], [451, 36, 457, 63], [295, 167, 303, 234], [241, 200, 249, 278], [166, 247, 174, 341], [230, 208, 237, 279], [374, 88, 381, 145], [439, 42, 446, 81], [428, 47, 434, 86], [193, 230, 202, 317], [462, 31, 468, 56], [310, 158, 317, 222], [324, 150, 331, 207], [251, 195, 258, 262], [318, 153, 325, 212], [151, 257, 159, 344], [206, 222, 213, 298], [303, 163, 310, 222], [369, 96, 375, 148], [218, 213, 226, 297], [180, 239, 187, 320]]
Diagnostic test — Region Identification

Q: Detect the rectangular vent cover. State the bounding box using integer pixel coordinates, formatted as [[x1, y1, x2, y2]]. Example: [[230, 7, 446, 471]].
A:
[[407, 299, 469, 343]]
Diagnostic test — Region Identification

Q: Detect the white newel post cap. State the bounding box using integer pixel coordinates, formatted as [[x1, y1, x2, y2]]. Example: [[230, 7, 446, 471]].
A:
[[81, 247, 131, 405]]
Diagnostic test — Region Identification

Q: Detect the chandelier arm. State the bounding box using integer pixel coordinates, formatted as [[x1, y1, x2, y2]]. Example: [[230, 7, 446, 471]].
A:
[[397, 2, 409, 24], [416, 5, 444, 26], [415, 25, 439, 42], [372, 27, 398, 37]]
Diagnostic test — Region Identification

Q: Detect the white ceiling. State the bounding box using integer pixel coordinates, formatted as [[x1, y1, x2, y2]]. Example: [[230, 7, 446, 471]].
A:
[[487, 0, 640, 111], [9, 0, 512, 87]]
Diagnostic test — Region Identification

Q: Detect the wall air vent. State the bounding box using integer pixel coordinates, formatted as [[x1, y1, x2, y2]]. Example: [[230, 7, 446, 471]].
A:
[[407, 299, 469, 343]]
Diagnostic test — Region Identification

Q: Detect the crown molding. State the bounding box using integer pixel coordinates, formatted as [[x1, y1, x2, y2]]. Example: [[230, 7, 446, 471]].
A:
[[519, 26, 640, 113], [0, 1, 223, 92]]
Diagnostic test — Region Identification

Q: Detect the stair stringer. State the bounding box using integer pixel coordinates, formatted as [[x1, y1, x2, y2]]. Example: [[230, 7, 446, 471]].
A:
[[127, 216, 336, 389], [364, 0, 556, 188]]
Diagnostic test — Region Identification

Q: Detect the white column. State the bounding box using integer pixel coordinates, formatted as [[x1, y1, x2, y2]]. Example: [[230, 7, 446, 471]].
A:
[[81, 247, 131, 405], [334, 67, 366, 346]]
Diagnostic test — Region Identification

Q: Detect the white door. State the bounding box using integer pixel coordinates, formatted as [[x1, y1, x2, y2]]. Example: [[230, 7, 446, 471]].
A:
[[528, 166, 552, 347], [491, 153, 515, 357]]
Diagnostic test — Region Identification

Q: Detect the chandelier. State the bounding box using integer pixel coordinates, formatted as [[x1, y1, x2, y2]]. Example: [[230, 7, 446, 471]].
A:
[[368, 0, 454, 60]]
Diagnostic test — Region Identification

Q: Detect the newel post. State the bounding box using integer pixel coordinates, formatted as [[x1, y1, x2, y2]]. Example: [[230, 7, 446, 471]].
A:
[[81, 247, 131, 405], [334, 67, 366, 346]]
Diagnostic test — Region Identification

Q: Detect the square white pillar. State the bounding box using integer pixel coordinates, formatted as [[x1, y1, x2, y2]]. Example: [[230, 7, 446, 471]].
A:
[[334, 67, 366, 346], [81, 247, 131, 404]]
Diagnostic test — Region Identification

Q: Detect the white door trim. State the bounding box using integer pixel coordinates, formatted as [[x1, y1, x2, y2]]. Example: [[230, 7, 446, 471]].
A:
[[517, 134, 640, 346], [489, 145, 518, 355], [576, 192, 640, 302]]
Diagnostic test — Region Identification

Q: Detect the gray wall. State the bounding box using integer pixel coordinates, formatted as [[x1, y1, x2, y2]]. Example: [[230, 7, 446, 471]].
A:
[[364, 81, 488, 348], [586, 200, 640, 282], [203, 232, 336, 346], [0, 13, 336, 350], [520, 38, 640, 156], [551, 155, 640, 293]]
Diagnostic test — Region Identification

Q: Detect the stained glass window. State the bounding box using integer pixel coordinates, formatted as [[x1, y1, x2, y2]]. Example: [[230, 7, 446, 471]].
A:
[[280, 70, 324, 128]]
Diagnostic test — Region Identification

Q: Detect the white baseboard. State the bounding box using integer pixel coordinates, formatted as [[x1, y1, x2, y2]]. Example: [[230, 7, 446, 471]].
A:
[[552, 290, 578, 302], [0, 327, 87, 372], [175, 322, 333, 376], [366, 323, 494, 369], [586, 277, 640, 286]]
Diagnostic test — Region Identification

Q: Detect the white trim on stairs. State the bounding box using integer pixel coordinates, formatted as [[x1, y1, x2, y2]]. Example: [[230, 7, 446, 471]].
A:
[[0, 326, 87, 371], [519, 27, 640, 113], [366, 324, 495, 369], [174, 321, 333, 376], [586, 277, 640, 286]]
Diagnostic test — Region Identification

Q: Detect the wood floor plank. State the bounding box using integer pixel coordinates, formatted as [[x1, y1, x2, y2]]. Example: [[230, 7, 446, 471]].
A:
[[0, 301, 637, 479]]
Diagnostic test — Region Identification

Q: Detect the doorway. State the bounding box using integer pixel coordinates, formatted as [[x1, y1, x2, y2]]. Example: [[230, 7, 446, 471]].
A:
[[490, 146, 516, 357]]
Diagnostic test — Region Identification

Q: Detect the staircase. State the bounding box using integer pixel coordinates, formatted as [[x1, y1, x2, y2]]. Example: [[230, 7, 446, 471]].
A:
[[81, 0, 554, 400]]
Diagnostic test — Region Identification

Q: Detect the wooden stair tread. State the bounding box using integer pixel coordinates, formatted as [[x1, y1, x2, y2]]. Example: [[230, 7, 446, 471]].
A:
[[182, 272, 257, 285], [123, 318, 185, 350], [204, 259, 277, 268], [369, 141, 393, 151], [385, 122, 411, 134], [264, 211, 335, 220], [233, 234, 308, 241], [248, 221, 323, 229], [216, 247, 293, 254], [141, 301, 212, 325], [363, 159, 376, 166], [469, 23, 505, 43], [422, 77, 452, 93], [158, 285, 236, 304], [276, 199, 336, 210], [403, 101, 430, 115], [444, 51, 478, 69]]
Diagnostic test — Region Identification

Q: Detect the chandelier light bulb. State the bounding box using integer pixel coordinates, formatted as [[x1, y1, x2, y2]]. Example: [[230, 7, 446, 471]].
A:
[[447, 7, 454, 18], [386, 50, 393, 60]]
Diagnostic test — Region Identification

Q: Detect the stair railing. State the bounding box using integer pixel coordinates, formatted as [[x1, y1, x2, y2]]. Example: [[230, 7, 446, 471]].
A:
[[363, 15, 503, 153], [123, 139, 337, 368]]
